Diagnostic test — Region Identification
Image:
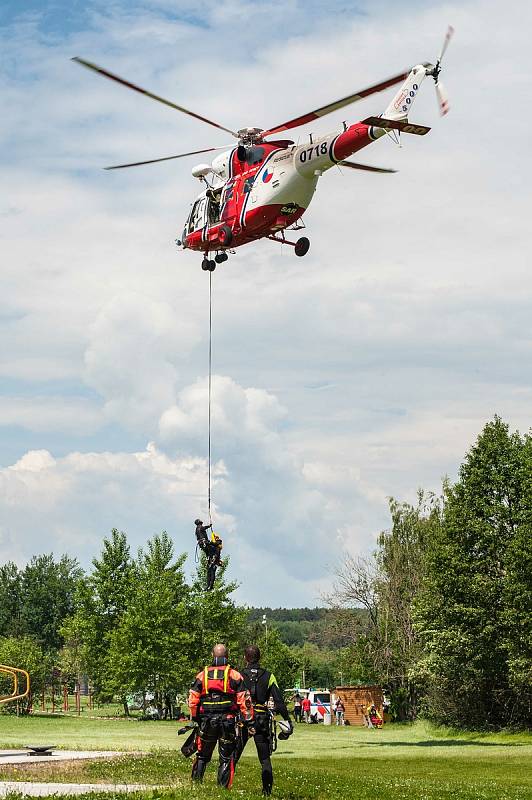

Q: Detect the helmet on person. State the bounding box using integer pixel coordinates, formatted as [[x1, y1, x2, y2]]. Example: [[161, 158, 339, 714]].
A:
[[278, 720, 292, 740], [194, 519, 202, 526]]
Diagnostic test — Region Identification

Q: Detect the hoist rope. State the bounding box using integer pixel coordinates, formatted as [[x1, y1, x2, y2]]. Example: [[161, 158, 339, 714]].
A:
[[207, 269, 213, 525]]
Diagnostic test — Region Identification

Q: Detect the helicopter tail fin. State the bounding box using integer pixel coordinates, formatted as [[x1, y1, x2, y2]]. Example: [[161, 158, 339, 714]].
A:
[[383, 63, 430, 121]]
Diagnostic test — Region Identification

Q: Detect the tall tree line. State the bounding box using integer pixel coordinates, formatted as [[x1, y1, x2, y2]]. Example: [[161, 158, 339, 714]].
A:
[[0, 531, 248, 714], [328, 417, 532, 728]]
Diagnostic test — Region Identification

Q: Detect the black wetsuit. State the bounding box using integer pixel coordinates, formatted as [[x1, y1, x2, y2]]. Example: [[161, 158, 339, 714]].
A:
[[234, 663, 292, 795], [195, 523, 222, 591], [195, 522, 211, 549]]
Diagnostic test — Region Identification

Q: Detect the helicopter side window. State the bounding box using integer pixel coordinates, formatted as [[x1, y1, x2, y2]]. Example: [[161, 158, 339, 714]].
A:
[[246, 146, 265, 165]]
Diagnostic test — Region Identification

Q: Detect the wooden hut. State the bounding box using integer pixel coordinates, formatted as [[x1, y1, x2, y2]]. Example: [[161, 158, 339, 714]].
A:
[[333, 685, 383, 726]]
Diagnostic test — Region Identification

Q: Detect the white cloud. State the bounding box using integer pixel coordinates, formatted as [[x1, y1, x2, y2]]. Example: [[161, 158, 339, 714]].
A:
[[0, 396, 103, 435], [84, 292, 200, 430]]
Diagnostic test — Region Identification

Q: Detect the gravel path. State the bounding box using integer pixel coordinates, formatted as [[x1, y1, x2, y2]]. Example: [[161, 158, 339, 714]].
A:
[[0, 781, 148, 796]]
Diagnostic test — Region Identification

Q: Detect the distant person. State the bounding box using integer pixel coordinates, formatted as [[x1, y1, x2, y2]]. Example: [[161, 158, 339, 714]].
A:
[[293, 693, 302, 723], [366, 703, 383, 729], [334, 698, 345, 726], [301, 696, 311, 724]]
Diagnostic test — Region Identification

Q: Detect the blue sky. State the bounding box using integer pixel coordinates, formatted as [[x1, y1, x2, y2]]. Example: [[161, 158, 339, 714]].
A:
[[1, 0, 531, 605]]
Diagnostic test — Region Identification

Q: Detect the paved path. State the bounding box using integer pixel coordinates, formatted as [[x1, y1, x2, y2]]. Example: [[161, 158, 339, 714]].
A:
[[0, 782, 149, 796], [0, 753, 123, 766]]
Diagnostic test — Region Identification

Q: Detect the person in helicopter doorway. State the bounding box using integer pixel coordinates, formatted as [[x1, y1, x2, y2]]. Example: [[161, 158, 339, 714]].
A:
[[234, 645, 293, 796]]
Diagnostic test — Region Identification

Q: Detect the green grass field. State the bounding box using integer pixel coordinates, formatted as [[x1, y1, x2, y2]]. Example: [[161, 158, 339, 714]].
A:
[[0, 715, 530, 799]]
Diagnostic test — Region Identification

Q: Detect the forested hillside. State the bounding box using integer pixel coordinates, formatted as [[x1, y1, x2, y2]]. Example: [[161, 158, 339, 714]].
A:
[[246, 607, 364, 648]]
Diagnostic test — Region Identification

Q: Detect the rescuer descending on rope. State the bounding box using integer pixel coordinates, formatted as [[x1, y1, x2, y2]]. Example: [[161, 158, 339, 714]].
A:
[[195, 519, 212, 551], [195, 519, 223, 591], [206, 531, 223, 591], [234, 644, 293, 796], [188, 643, 254, 789]]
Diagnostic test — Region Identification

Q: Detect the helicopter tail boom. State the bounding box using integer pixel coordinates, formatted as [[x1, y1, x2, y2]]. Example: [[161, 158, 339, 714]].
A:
[[382, 63, 431, 122]]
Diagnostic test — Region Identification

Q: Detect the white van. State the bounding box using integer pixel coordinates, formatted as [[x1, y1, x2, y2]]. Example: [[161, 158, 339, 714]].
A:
[[296, 689, 331, 722]]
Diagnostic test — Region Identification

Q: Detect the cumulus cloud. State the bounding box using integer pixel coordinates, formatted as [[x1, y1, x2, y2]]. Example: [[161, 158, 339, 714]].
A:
[[84, 292, 200, 430], [0, 444, 206, 563]]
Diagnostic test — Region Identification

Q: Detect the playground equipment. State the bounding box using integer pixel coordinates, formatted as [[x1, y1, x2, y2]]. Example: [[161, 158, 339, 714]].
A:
[[0, 664, 30, 705]]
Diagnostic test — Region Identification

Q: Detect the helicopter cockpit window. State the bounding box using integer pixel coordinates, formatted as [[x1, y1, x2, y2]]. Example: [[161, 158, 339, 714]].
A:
[[246, 146, 265, 165], [188, 198, 207, 232]]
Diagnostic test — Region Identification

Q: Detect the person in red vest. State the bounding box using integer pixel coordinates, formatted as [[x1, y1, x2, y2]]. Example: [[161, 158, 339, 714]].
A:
[[188, 643, 254, 788], [301, 695, 311, 723]]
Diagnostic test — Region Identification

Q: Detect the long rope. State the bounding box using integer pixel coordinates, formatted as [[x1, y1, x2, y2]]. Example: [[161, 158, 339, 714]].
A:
[[208, 270, 213, 524]]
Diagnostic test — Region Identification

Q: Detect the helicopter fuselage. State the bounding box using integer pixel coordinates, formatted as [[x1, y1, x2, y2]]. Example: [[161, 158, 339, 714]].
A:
[[180, 119, 382, 254]]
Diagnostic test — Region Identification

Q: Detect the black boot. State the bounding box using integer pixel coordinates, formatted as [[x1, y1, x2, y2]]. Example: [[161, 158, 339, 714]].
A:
[[261, 758, 273, 796], [191, 755, 208, 782], [218, 756, 235, 788]]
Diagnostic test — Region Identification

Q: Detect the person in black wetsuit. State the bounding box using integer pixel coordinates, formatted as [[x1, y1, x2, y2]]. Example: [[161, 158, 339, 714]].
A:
[[234, 644, 293, 796], [195, 519, 211, 551], [194, 519, 223, 591]]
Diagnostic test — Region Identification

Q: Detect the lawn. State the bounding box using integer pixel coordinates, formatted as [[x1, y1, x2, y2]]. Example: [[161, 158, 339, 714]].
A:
[[0, 715, 530, 800]]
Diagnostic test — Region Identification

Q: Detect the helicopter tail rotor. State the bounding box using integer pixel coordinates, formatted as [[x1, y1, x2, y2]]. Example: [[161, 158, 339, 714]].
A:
[[431, 26, 454, 116]]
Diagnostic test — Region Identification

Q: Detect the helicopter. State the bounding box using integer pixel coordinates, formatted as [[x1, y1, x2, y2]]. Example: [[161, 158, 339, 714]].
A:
[[73, 27, 453, 271]]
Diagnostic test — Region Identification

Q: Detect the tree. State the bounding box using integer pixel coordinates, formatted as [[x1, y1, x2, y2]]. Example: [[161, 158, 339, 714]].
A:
[[0, 563, 22, 638], [256, 628, 300, 691], [326, 493, 440, 719], [107, 533, 192, 714], [187, 556, 247, 669], [503, 431, 532, 721], [20, 554, 83, 651], [414, 417, 531, 728], [0, 636, 52, 714], [61, 529, 134, 710]]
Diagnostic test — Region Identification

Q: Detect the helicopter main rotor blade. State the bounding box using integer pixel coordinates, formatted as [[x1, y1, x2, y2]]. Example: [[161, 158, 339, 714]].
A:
[[261, 69, 410, 138], [339, 160, 397, 174], [72, 57, 239, 138], [103, 145, 233, 170]]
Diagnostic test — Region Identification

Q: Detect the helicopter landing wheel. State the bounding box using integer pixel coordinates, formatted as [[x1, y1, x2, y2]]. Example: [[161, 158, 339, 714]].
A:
[[202, 257, 216, 271], [218, 224, 233, 247], [215, 252, 228, 264], [294, 237, 310, 257]]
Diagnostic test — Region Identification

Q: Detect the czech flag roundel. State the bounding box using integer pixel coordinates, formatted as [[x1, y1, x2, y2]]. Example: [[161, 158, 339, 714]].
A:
[[262, 168, 273, 183]]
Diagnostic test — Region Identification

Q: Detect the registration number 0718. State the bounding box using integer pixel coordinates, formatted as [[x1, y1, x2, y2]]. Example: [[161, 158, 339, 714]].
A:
[[299, 141, 329, 163]]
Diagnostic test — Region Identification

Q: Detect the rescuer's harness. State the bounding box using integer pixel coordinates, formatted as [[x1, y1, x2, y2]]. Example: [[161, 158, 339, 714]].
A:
[[199, 665, 237, 714]]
